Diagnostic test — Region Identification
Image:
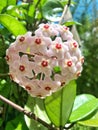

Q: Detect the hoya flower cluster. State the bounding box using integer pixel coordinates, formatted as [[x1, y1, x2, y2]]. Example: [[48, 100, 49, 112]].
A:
[[6, 23, 84, 98]]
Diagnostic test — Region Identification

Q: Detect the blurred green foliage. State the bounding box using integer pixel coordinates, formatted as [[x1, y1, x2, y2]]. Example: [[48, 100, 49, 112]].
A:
[[77, 16, 98, 97]]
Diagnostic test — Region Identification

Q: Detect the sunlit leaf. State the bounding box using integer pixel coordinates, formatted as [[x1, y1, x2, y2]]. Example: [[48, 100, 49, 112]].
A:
[[0, 1, 7, 13], [0, 14, 27, 36], [69, 94, 98, 122], [7, 0, 16, 5], [53, 66, 61, 73], [0, 0, 16, 13], [42, 0, 63, 21], [14, 123, 22, 130], [27, 3, 35, 23], [44, 80, 76, 127], [6, 5, 27, 20], [64, 21, 82, 26], [24, 96, 50, 130], [78, 110, 98, 127]]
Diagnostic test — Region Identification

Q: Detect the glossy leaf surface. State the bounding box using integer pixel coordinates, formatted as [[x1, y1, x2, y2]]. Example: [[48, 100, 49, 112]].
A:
[[0, 1, 7, 13], [42, 0, 63, 21], [24, 96, 50, 130], [69, 94, 98, 122], [0, 0, 16, 13], [0, 14, 27, 36], [78, 111, 98, 127], [7, 0, 16, 6], [44, 80, 76, 127], [64, 21, 82, 26]]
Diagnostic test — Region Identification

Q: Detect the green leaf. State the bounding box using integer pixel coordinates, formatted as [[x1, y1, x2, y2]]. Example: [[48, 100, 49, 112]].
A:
[[42, 0, 63, 21], [5, 114, 29, 130], [24, 96, 50, 130], [78, 111, 98, 127], [64, 21, 82, 26], [44, 80, 76, 127], [0, 14, 27, 36], [27, 4, 35, 23], [6, 5, 27, 20], [7, 0, 16, 5], [0, 0, 16, 13], [53, 66, 61, 73], [0, 1, 7, 13], [15, 123, 22, 130], [69, 94, 98, 123], [27, 4, 35, 18]]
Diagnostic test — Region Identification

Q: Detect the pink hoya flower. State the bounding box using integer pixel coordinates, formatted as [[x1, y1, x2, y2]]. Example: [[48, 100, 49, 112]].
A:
[[6, 23, 84, 98]]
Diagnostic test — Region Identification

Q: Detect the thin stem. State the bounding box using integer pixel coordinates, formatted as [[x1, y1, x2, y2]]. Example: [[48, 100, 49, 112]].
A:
[[59, 0, 71, 24], [0, 95, 57, 130]]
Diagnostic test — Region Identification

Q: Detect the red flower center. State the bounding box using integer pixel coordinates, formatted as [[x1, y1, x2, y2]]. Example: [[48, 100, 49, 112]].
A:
[[67, 61, 72, 67], [6, 55, 9, 61], [25, 86, 31, 90], [64, 27, 69, 31], [55, 43, 62, 49], [45, 86, 51, 91], [43, 24, 49, 29], [19, 65, 25, 71], [35, 38, 41, 44], [19, 36, 25, 42], [41, 60, 48, 67], [73, 42, 78, 48]]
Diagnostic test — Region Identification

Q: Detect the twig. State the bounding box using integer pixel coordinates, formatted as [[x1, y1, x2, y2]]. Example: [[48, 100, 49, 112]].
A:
[[59, 0, 71, 24], [0, 94, 57, 130]]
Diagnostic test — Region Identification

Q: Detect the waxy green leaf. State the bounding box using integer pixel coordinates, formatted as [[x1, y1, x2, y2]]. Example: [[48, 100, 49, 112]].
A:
[[0, 14, 27, 36], [78, 111, 98, 127], [64, 21, 82, 26], [7, 0, 16, 6], [44, 80, 76, 127], [0, 1, 7, 13], [6, 5, 27, 20], [24, 96, 50, 130], [0, 0, 16, 13], [42, 0, 63, 21], [69, 94, 98, 123]]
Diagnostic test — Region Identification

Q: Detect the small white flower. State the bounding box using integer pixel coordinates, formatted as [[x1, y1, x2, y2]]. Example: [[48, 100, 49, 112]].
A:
[[39, 76, 61, 93]]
